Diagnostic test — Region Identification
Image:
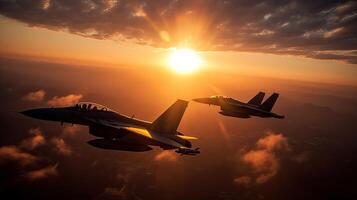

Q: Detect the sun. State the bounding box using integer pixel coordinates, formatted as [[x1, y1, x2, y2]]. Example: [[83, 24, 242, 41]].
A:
[[168, 48, 203, 73]]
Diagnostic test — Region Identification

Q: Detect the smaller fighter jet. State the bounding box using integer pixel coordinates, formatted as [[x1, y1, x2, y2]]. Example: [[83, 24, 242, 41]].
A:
[[193, 92, 284, 119]]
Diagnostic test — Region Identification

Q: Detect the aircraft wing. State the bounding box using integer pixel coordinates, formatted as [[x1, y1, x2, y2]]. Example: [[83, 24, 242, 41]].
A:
[[90, 119, 185, 149]]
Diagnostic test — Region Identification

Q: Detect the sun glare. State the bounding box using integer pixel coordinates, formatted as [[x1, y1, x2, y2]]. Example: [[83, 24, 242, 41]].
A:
[[168, 48, 203, 73]]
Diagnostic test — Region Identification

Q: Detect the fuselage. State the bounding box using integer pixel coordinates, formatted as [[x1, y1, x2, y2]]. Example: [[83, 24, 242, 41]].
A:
[[21, 106, 151, 127]]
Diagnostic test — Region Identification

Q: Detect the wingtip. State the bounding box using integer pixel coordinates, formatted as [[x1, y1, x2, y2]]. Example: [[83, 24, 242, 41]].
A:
[[177, 99, 189, 105]]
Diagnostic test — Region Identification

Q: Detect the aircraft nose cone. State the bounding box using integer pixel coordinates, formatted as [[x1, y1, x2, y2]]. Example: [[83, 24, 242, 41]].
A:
[[193, 98, 212, 104], [19, 108, 54, 120], [20, 109, 38, 118], [192, 98, 206, 103]]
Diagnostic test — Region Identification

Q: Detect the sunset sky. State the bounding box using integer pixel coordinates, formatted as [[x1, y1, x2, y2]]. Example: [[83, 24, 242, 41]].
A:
[[1, 1, 357, 200], [0, 0, 357, 85]]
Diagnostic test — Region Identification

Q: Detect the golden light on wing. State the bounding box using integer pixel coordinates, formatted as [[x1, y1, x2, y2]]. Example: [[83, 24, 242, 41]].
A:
[[177, 135, 198, 140], [168, 48, 203, 74], [124, 127, 152, 138]]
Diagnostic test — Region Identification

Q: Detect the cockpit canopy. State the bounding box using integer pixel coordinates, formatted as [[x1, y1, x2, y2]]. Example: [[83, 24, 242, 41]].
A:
[[210, 95, 228, 98], [71, 102, 116, 112]]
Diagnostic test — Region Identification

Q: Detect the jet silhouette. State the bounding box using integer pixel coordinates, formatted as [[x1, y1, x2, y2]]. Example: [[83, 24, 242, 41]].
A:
[[20, 100, 199, 155], [193, 92, 284, 119]]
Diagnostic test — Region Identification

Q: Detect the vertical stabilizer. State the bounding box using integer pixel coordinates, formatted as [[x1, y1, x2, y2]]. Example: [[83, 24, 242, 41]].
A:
[[261, 93, 279, 111], [150, 100, 188, 134], [247, 92, 265, 106]]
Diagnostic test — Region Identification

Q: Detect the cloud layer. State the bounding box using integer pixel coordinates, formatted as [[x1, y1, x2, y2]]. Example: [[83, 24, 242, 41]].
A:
[[1, 0, 356, 63]]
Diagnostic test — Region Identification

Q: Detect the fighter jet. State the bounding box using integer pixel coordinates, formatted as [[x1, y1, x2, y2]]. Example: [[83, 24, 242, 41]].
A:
[[193, 92, 284, 119], [20, 100, 200, 155]]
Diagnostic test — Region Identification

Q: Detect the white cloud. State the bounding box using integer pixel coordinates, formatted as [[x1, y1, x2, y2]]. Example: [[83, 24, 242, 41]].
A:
[[47, 94, 82, 107], [22, 90, 46, 102], [237, 132, 290, 184]]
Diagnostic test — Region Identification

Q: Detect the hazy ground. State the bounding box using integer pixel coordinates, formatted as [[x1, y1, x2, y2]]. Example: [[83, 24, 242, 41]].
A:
[[1, 57, 357, 200]]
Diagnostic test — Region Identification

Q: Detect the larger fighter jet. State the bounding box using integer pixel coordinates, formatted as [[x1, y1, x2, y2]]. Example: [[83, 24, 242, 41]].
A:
[[20, 100, 200, 155], [193, 92, 284, 119]]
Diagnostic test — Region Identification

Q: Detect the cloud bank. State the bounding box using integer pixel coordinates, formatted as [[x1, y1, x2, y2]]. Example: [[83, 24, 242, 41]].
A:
[[1, 0, 356, 63]]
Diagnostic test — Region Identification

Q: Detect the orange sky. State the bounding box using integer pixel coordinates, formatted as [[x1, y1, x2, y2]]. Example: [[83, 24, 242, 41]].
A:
[[1, 16, 356, 86]]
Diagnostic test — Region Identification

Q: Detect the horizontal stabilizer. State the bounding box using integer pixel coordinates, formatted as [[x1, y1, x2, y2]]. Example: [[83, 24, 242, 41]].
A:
[[261, 93, 279, 112], [151, 99, 188, 134], [247, 92, 265, 105]]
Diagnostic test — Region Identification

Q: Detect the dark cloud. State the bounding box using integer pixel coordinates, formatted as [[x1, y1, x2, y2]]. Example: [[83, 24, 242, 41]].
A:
[[0, 145, 38, 166], [20, 128, 46, 150], [100, 185, 142, 200], [99, 167, 144, 200], [234, 176, 252, 188], [1, 0, 356, 63], [291, 151, 310, 163], [61, 125, 82, 138], [26, 163, 58, 181], [51, 137, 72, 156]]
